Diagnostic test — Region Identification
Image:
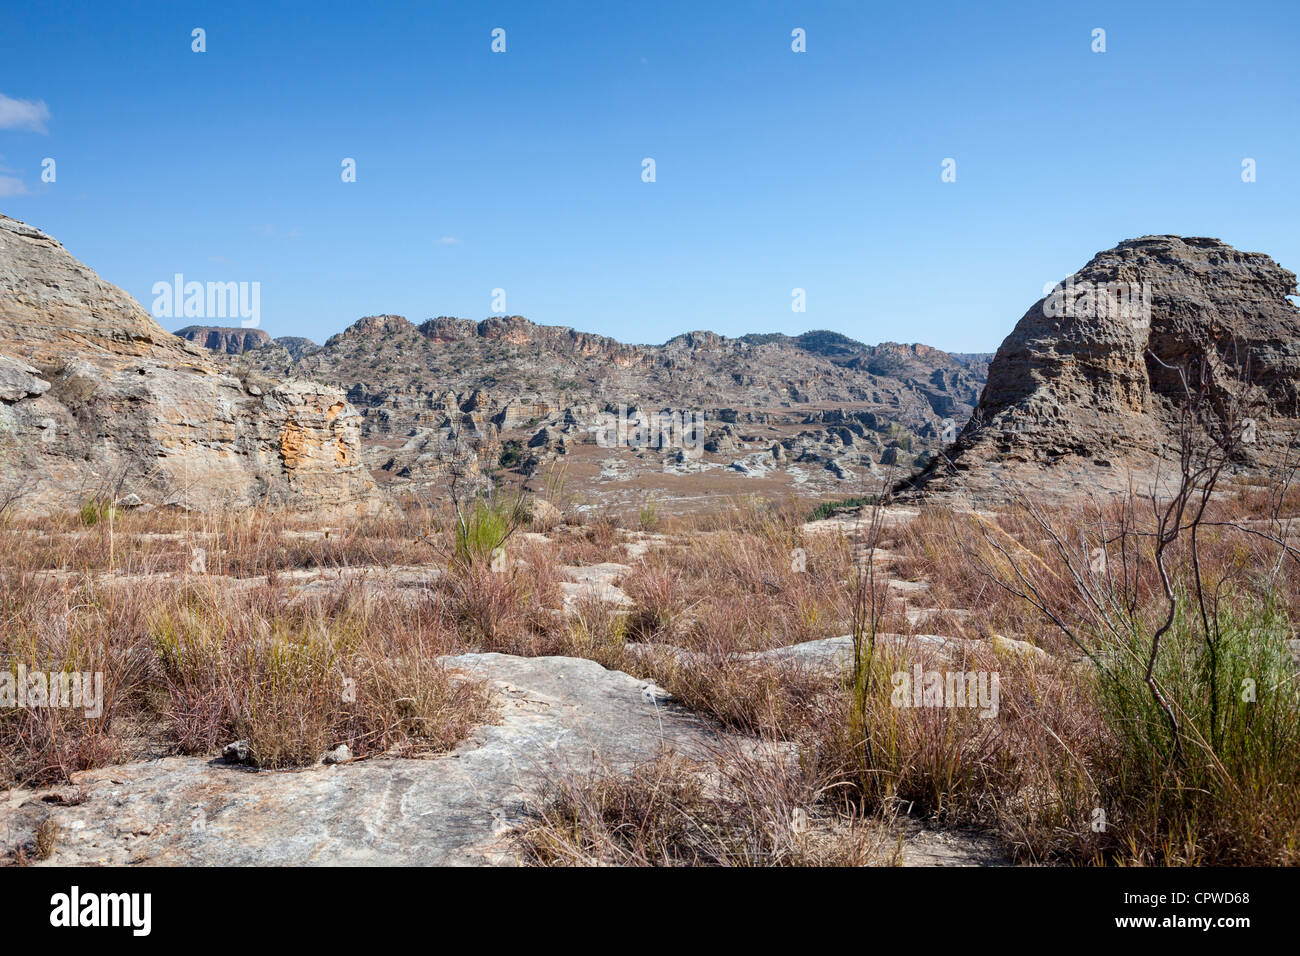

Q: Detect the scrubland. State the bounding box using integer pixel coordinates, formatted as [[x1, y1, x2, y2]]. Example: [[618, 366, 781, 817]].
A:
[[3, 475, 1298, 866]]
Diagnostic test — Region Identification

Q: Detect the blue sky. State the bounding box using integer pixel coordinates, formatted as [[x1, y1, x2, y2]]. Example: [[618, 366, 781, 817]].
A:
[[1, 0, 1296, 351]]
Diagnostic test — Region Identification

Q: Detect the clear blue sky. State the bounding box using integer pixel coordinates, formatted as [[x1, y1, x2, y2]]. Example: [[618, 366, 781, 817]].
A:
[[1, 0, 1296, 351]]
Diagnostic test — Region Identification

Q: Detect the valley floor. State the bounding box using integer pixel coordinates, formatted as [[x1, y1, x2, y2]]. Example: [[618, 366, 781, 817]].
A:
[[2, 481, 1298, 866]]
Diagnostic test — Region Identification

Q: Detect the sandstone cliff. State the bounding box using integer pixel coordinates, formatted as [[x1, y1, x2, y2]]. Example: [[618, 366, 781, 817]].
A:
[[903, 235, 1300, 500], [224, 313, 986, 495], [0, 214, 376, 515], [174, 325, 272, 355]]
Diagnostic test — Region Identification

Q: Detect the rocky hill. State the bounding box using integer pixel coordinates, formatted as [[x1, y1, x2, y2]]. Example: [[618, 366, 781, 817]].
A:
[[903, 235, 1300, 501], [274, 336, 320, 361], [174, 325, 272, 355], [175, 325, 319, 361], [225, 312, 988, 499], [0, 214, 376, 515]]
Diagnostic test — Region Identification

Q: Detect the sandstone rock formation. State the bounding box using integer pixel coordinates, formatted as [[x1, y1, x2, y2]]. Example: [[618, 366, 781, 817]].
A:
[[902, 236, 1300, 500], [273, 335, 319, 361], [225, 313, 987, 497], [0, 214, 376, 514], [174, 325, 272, 355], [0, 654, 716, 866]]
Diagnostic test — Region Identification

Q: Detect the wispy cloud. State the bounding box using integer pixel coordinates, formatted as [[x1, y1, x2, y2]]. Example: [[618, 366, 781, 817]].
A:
[[0, 93, 50, 133], [0, 155, 28, 195], [251, 224, 302, 239], [438, 237, 461, 245]]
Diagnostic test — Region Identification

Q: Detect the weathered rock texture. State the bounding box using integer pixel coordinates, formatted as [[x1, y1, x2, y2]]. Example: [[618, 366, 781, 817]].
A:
[[0, 654, 715, 866], [273, 335, 319, 361], [0, 214, 376, 514], [904, 236, 1300, 500], [226, 314, 988, 496], [174, 325, 272, 355]]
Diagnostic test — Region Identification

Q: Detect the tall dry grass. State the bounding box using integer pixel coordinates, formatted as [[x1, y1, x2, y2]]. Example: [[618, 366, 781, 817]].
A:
[[5, 482, 1298, 866]]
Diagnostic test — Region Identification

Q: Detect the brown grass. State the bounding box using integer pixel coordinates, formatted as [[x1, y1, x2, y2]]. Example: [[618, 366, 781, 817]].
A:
[[0, 509, 494, 784], [518, 751, 888, 866], [5, 486, 1298, 866]]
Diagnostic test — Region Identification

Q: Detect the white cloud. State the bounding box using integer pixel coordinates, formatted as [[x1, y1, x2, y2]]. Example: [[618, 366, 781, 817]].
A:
[[252, 224, 302, 239], [0, 175, 27, 196], [438, 237, 461, 245], [0, 93, 50, 133]]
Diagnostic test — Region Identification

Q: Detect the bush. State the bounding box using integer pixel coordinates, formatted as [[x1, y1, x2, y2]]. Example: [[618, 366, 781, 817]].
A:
[[498, 440, 523, 469], [1092, 593, 1300, 863], [78, 500, 114, 526], [807, 496, 877, 522], [452, 497, 518, 570]]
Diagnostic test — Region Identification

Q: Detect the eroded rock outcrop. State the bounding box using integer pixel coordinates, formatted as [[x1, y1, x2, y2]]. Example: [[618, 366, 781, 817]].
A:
[[0, 654, 715, 866], [0, 214, 377, 514], [903, 236, 1300, 500], [174, 325, 272, 355], [225, 312, 987, 496]]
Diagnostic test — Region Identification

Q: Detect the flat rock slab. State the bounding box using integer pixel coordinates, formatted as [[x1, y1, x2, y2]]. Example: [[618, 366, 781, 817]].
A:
[[558, 562, 634, 610], [629, 633, 963, 674], [559, 562, 631, 584], [0, 654, 717, 866], [894, 823, 1010, 866], [737, 633, 960, 671]]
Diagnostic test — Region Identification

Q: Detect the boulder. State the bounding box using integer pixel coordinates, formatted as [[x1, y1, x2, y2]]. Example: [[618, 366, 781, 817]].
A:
[[0, 214, 378, 515], [905, 236, 1300, 500]]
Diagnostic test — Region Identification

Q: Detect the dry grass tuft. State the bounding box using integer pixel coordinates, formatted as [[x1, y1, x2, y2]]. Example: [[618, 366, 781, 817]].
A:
[[518, 752, 887, 867], [6, 466, 1300, 866]]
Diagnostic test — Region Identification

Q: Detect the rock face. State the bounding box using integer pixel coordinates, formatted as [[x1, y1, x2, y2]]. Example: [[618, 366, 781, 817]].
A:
[[227, 313, 987, 497], [0, 214, 377, 514], [0, 654, 716, 866], [174, 325, 272, 355], [904, 236, 1300, 499], [273, 336, 319, 361]]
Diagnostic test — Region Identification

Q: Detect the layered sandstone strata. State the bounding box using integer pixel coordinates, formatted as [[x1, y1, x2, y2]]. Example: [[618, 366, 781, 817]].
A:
[[0, 214, 376, 514], [905, 236, 1300, 500]]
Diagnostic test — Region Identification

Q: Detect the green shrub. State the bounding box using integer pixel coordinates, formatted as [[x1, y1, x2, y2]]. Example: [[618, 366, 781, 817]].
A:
[[807, 496, 877, 522], [453, 497, 519, 570], [498, 440, 523, 469], [1092, 592, 1300, 863], [78, 500, 115, 526]]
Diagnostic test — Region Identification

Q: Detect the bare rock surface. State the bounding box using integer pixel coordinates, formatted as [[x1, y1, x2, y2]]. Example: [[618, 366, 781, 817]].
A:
[[0, 214, 377, 514], [558, 562, 634, 609], [894, 823, 1010, 866], [0, 354, 48, 402], [173, 325, 272, 355], [0, 654, 716, 866], [223, 312, 988, 505], [904, 235, 1300, 501], [628, 632, 978, 675]]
